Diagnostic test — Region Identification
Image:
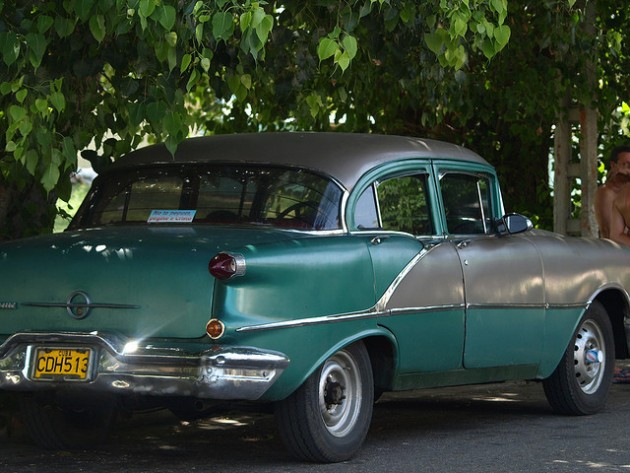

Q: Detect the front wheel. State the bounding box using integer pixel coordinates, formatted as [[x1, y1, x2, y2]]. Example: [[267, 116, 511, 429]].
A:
[[275, 341, 374, 463], [543, 301, 614, 415]]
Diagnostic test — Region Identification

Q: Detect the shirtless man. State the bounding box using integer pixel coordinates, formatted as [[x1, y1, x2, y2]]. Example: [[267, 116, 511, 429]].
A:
[[595, 145, 630, 239]]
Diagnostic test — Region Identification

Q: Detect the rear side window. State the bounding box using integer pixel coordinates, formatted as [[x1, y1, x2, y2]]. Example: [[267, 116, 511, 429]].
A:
[[440, 173, 492, 235], [355, 174, 433, 235]]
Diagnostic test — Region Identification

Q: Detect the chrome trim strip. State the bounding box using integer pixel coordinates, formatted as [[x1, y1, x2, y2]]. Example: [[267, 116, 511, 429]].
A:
[[22, 302, 140, 310], [387, 304, 466, 315], [236, 308, 381, 333], [375, 246, 431, 312], [236, 300, 589, 333]]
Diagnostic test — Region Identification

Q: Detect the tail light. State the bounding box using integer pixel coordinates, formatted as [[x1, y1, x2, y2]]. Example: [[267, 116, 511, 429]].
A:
[[209, 252, 246, 280]]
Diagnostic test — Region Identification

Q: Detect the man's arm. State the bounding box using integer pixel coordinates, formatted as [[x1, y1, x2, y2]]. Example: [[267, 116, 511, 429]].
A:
[[610, 188, 630, 246], [595, 186, 615, 238]]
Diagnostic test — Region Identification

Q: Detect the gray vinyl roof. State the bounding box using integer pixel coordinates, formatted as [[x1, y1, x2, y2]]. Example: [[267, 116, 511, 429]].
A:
[[110, 132, 490, 190]]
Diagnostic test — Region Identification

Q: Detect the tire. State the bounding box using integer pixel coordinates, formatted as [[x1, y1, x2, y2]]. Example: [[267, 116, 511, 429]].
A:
[[543, 301, 614, 415], [275, 341, 374, 463], [19, 392, 118, 449]]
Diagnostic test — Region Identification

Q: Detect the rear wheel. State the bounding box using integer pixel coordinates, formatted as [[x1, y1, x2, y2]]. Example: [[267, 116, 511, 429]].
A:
[[275, 341, 374, 462], [19, 392, 118, 449], [543, 301, 614, 415]]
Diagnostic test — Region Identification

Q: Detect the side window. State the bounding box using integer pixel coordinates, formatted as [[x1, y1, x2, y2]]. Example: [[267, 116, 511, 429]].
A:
[[355, 174, 433, 235], [440, 173, 492, 235]]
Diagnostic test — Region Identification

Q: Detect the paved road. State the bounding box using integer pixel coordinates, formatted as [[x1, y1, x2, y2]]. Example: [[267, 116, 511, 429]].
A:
[[1, 378, 629, 472]]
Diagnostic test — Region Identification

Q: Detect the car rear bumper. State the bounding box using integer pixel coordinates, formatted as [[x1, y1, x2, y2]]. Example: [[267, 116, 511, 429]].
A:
[[0, 332, 290, 400]]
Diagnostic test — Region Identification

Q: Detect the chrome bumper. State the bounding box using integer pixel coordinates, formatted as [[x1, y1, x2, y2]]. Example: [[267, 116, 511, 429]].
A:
[[0, 332, 290, 400]]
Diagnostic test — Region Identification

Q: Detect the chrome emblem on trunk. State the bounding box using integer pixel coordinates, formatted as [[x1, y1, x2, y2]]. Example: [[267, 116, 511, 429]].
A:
[[22, 293, 140, 318], [67, 291, 91, 319]]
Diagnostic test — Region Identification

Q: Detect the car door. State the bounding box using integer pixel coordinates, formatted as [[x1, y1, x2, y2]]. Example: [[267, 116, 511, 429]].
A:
[[352, 166, 466, 374], [435, 167, 545, 371]]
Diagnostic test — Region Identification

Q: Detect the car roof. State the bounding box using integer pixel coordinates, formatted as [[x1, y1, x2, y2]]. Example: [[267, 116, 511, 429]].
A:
[[109, 132, 490, 190]]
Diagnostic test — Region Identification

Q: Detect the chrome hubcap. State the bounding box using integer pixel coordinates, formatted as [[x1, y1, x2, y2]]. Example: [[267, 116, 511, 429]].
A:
[[574, 320, 606, 394], [319, 350, 362, 437]]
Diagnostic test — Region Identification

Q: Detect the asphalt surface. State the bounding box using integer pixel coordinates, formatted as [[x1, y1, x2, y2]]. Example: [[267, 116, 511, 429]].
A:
[[1, 374, 630, 472]]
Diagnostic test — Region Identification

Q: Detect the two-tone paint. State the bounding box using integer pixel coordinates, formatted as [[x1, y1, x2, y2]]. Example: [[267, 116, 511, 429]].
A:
[[0, 133, 629, 405]]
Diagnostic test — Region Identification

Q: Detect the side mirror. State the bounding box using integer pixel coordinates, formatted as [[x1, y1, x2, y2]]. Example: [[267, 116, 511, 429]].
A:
[[495, 213, 533, 236]]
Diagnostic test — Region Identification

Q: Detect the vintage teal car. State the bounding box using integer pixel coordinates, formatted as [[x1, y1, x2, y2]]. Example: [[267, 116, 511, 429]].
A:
[[0, 133, 629, 462]]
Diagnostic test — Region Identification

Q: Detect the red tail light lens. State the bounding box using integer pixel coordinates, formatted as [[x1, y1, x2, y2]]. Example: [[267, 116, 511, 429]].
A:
[[209, 252, 246, 280]]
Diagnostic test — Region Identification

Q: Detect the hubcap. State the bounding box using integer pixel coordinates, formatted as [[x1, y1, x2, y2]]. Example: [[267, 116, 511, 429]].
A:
[[574, 319, 606, 394], [318, 349, 362, 437]]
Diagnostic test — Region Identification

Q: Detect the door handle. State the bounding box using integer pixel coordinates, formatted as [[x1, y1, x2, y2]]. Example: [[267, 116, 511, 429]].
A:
[[370, 236, 389, 245], [456, 240, 471, 249]]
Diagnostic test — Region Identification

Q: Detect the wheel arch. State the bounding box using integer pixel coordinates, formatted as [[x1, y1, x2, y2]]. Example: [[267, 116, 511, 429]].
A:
[[593, 287, 630, 359], [282, 329, 399, 400]]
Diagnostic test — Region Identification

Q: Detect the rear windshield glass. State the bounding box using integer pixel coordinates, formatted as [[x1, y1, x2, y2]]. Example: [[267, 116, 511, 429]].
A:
[[70, 164, 343, 231]]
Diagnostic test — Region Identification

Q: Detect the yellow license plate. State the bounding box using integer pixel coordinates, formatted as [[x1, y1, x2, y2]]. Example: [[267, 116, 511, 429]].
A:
[[32, 348, 92, 381]]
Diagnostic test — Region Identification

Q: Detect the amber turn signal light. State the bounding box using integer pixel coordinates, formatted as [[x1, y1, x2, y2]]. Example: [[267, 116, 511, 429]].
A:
[[206, 318, 225, 339]]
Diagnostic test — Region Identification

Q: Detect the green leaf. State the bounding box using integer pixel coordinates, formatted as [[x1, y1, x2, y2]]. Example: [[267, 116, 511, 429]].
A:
[[165, 136, 179, 156], [76, 0, 94, 22], [212, 12, 234, 42], [195, 23, 204, 43], [180, 53, 192, 73], [157, 5, 176, 31], [337, 51, 351, 71], [42, 161, 61, 193], [16, 89, 27, 103], [241, 74, 252, 90], [255, 14, 273, 44], [138, 0, 156, 19], [342, 35, 358, 59], [62, 136, 77, 164], [165, 31, 177, 47], [240, 11, 251, 31], [35, 98, 48, 113], [227, 75, 241, 94], [0, 32, 20, 66], [167, 45, 177, 71], [89, 15, 106, 43], [147, 100, 167, 126], [24, 149, 39, 175], [200, 56, 210, 72], [317, 37, 338, 61], [305, 93, 322, 118], [494, 24, 511, 50], [9, 105, 26, 122], [424, 29, 447, 55], [54, 16, 76, 38], [26, 33, 48, 69], [186, 69, 199, 92], [480, 37, 495, 59], [0, 82, 12, 95], [37, 15, 54, 33], [163, 111, 182, 136], [50, 91, 66, 113]]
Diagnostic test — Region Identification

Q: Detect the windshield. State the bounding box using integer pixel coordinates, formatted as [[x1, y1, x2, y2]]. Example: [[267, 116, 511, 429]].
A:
[[70, 164, 343, 231]]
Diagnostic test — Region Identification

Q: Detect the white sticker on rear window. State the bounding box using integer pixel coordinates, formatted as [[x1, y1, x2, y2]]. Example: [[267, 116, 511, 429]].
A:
[[147, 210, 197, 223]]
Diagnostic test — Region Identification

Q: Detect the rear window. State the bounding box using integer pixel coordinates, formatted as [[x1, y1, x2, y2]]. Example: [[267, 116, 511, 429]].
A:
[[70, 164, 343, 231]]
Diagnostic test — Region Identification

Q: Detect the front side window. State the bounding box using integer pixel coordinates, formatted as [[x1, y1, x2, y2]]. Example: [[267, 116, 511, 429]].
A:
[[440, 173, 492, 235], [71, 164, 342, 231]]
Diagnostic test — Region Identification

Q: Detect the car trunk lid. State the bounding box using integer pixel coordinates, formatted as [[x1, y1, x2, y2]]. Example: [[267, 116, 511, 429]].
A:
[[0, 225, 303, 339]]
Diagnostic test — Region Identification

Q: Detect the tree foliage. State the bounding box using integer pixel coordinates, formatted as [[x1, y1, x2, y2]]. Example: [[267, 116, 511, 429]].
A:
[[0, 0, 626, 239]]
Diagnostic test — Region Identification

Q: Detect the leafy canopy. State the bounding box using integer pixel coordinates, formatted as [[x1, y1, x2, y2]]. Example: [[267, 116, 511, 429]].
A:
[[1, 0, 511, 203]]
